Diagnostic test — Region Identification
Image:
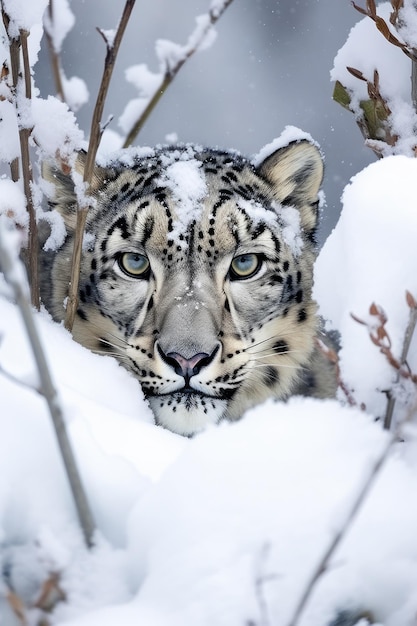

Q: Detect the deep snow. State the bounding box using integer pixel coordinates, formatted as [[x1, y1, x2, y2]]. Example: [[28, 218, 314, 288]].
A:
[[1, 1, 417, 625]]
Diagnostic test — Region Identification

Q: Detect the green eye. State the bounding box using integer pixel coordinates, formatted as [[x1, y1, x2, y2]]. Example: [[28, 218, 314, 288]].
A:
[[229, 254, 262, 280], [118, 252, 150, 278]]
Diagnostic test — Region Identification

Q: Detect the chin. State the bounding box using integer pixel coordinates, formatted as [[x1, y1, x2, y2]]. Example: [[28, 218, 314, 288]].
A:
[[147, 392, 228, 437]]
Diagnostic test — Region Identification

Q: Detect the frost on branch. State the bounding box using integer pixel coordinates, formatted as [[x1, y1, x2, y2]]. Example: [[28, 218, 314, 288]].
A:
[[120, 0, 234, 147], [351, 296, 417, 429], [331, 0, 417, 156]]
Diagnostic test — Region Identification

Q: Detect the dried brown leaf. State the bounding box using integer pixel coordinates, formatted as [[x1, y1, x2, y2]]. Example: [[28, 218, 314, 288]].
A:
[[366, 0, 377, 18], [406, 290, 417, 309], [6, 590, 27, 625], [375, 15, 405, 48], [347, 66, 366, 81], [34, 572, 66, 612], [390, 0, 403, 25], [391, 0, 404, 10]]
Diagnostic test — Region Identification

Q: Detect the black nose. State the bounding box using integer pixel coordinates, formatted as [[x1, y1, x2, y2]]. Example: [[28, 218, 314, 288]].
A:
[[157, 344, 218, 381]]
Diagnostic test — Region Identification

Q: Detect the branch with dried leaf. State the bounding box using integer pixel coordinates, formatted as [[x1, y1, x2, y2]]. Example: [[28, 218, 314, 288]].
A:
[[351, 291, 417, 429], [333, 0, 417, 153], [0, 217, 96, 549], [316, 338, 364, 409], [5, 570, 65, 626]]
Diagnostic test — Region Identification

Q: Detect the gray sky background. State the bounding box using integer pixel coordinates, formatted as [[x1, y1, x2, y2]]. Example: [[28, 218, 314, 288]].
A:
[[36, 0, 376, 244]]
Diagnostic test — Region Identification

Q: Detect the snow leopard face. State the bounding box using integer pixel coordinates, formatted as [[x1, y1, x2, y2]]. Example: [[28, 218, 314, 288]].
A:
[[42, 139, 333, 436]]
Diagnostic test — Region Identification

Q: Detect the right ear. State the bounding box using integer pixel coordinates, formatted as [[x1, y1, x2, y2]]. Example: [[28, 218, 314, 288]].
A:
[[42, 151, 106, 232], [255, 140, 324, 235]]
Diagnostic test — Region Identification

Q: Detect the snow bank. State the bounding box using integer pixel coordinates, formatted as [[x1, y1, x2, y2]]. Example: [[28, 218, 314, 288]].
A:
[[2, 291, 417, 624], [314, 155, 417, 420]]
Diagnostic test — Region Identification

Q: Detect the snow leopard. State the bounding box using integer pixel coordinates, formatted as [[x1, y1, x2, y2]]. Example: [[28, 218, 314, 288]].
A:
[[41, 138, 337, 436]]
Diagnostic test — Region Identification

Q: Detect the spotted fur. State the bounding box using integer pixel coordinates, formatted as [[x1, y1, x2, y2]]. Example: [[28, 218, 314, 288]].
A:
[[41, 140, 336, 436]]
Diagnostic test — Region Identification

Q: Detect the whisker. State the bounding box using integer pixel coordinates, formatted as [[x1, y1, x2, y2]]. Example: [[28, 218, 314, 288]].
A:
[[92, 350, 131, 362], [243, 362, 305, 372], [242, 336, 277, 352]]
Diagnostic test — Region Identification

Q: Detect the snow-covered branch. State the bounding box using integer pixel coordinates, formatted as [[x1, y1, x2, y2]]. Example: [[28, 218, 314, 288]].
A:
[[332, 0, 417, 156], [0, 217, 96, 549], [121, 0, 234, 148], [1, 6, 40, 308]]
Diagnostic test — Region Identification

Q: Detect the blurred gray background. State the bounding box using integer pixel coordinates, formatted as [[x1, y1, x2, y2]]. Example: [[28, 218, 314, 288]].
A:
[[36, 0, 375, 244]]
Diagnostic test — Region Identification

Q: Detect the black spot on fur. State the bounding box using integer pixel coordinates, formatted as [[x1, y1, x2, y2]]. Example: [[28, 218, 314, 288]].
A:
[[108, 216, 130, 239], [298, 308, 307, 323], [77, 308, 88, 321], [263, 366, 279, 388], [273, 340, 289, 354]]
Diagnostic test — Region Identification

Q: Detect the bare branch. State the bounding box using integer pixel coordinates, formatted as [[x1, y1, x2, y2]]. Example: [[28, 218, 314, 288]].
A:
[[64, 0, 136, 331], [384, 291, 417, 429], [44, 0, 65, 102], [19, 29, 40, 309], [0, 361, 40, 391], [0, 219, 96, 548], [316, 338, 362, 408], [286, 416, 406, 626], [122, 0, 235, 148], [1, 9, 40, 308]]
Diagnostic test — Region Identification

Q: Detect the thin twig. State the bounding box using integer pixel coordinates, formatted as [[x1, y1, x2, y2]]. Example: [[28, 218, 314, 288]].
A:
[[19, 29, 40, 309], [64, 0, 136, 331], [286, 428, 394, 626], [384, 291, 417, 429], [122, 0, 235, 148], [44, 0, 65, 102], [412, 59, 417, 114], [0, 219, 96, 548], [0, 362, 40, 391], [1, 8, 40, 308], [288, 297, 417, 625]]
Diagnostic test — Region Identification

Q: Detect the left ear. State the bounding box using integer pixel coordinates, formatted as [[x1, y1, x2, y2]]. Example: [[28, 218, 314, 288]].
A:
[[256, 140, 324, 234]]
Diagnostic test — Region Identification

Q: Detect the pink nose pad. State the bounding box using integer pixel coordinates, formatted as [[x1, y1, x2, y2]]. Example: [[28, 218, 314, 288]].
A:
[[166, 352, 211, 379], [157, 344, 219, 382]]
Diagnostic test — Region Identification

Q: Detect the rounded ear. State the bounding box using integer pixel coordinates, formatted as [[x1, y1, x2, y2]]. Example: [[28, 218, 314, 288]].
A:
[[256, 140, 324, 234]]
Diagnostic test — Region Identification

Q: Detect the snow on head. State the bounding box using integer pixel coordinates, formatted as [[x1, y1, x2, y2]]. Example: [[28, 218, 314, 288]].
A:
[[158, 148, 207, 245], [252, 125, 319, 167], [314, 155, 417, 419]]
